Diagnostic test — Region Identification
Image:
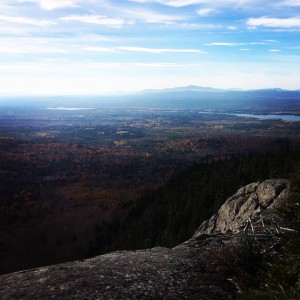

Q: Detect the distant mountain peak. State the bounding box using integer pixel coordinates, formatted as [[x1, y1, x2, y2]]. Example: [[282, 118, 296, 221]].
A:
[[170, 85, 225, 92], [139, 85, 228, 94]]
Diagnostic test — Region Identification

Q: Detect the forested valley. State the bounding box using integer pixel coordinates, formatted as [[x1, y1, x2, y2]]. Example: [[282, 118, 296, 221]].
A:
[[90, 144, 299, 254], [1, 106, 300, 280]]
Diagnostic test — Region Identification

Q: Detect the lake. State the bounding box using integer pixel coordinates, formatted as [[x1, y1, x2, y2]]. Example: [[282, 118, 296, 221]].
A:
[[199, 111, 300, 121], [233, 113, 300, 121]]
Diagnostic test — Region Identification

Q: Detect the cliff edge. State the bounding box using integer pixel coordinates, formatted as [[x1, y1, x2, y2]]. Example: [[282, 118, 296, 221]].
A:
[[0, 179, 289, 300]]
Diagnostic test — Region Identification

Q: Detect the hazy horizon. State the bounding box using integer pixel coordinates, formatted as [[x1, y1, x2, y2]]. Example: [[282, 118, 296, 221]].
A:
[[0, 85, 300, 98]]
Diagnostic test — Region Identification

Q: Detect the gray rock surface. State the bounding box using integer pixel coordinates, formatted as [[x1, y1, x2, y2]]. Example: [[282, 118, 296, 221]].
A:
[[0, 245, 235, 300], [194, 179, 289, 236], [0, 179, 289, 300]]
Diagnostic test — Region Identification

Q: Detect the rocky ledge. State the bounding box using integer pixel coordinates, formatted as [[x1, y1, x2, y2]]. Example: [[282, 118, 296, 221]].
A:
[[0, 179, 289, 300], [194, 179, 289, 236]]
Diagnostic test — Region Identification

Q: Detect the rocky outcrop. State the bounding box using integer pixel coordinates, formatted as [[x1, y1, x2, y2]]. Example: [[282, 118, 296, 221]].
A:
[[194, 179, 289, 236], [0, 244, 236, 300], [0, 179, 290, 300]]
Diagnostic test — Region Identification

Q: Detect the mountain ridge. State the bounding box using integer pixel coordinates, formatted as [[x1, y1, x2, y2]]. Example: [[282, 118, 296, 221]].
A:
[[138, 85, 229, 94], [137, 85, 300, 94]]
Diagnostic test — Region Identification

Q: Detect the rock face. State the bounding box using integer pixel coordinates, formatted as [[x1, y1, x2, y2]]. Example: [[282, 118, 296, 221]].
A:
[[194, 179, 289, 236], [0, 179, 289, 300]]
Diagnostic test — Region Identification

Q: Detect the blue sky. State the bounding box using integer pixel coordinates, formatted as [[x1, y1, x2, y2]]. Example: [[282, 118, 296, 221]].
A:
[[0, 0, 300, 95]]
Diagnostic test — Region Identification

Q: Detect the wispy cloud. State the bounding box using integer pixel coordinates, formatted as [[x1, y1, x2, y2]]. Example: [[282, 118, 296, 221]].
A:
[[0, 36, 82, 56], [83, 47, 116, 53], [82, 46, 204, 53], [269, 49, 281, 52], [178, 22, 221, 29], [78, 34, 118, 42], [130, 0, 206, 7], [117, 46, 203, 53], [0, 35, 123, 56], [124, 8, 187, 23], [205, 42, 267, 46], [130, 0, 261, 7], [243, 42, 268, 45], [18, 0, 79, 10], [0, 39, 67, 54], [206, 42, 241, 46], [280, 0, 300, 7], [60, 15, 128, 28], [0, 36, 204, 56], [264, 39, 279, 42], [0, 15, 56, 26], [197, 8, 217, 17], [227, 25, 237, 30], [129, 0, 300, 14], [130, 0, 266, 8], [247, 17, 300, 28], [0, 3, 18, 14]]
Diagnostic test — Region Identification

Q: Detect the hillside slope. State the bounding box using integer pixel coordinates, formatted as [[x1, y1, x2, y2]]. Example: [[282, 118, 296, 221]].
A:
[[0, 179, 290, 299]]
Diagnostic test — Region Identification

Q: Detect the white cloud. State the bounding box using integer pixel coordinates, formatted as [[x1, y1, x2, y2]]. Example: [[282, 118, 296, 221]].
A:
[[0, 38, 67, 54], [0, 3, 17, 14], [0, 26, 31, 35], [60, 15, 127, 28], [178, 22, 220, 29], [0, 46, 66, 54], [197, 8, 217, 16], [130, 0, 258, 7], [269, 49, 281, 52], [206, 42, 241, 46], [130, 0, 207, 7], [205, 42, 237, 47], [118, 46, 164, 53], [84, 46, 204, 53], [205, 41, 268, 46], [247, 17, 300, 28], [249, 42, 268, 45], [280, 0, 300, 7], [77, 34, 118, 42], [18, 0, 79, 10], [0, 35, 204, 56], [131, 62, 186, 67], [130, 0, 265, 8], [83, 47, 116, 52], [62, 3, 189, 26], [130, 0, 300, 13], [126, 8, 187, 23], [0, 15, 56, 26], [117, 46, 203, 53]]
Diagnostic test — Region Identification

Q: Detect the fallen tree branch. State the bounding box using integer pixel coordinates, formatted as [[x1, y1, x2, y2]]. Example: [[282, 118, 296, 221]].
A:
[[279, 227, 297, 232]]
